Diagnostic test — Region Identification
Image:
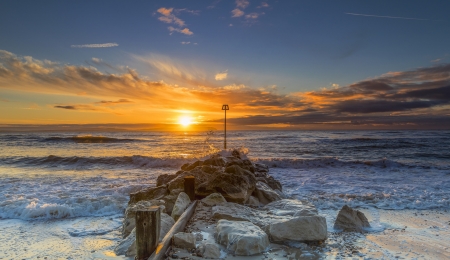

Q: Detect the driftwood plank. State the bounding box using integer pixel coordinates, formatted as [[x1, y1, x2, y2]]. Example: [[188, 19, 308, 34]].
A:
[[148, 200, 198, 260]]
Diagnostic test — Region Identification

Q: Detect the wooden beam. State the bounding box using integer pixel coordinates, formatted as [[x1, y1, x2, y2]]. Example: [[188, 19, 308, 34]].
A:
[[148, 200, 198, 260]]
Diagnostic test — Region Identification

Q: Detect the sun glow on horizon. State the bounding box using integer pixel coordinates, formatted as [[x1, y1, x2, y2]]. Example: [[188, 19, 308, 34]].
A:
[[179, 115, 193, 127]]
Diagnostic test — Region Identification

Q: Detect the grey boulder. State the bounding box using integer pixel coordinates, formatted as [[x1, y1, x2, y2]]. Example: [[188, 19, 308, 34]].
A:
[[216, 220, 269, 256], [333, 205, 370, 233]]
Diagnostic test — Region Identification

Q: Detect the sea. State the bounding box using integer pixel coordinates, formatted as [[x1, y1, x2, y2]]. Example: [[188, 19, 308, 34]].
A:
[[0, 130, 449, 259]]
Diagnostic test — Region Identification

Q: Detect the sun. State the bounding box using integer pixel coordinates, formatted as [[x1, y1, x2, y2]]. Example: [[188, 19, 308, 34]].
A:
[[179, 116, 193, 127]]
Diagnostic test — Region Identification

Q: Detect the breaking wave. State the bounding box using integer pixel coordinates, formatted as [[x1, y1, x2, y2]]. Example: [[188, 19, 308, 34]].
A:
[[253, 157, 404, 169], [42, 135, 143, 143], [3, 155, 193, 169]]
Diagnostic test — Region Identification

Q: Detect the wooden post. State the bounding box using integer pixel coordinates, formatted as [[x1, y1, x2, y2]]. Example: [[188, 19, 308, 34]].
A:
[[184, 176, 195, 201], [135, 206, 160, 260]]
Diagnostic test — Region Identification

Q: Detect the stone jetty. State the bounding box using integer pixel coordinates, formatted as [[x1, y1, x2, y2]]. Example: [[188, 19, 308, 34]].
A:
[[114, 150, 369, 259]]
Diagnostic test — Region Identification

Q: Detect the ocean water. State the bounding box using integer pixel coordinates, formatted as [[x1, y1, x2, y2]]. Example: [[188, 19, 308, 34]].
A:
[[0, 130, 449, 258]]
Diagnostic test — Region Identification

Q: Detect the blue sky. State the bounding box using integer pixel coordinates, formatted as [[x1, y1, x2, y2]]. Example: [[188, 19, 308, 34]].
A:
[[0, 0, 449, 129]]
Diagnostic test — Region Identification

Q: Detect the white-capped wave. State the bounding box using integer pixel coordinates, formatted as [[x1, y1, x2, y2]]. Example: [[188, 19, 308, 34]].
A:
[[254, 157, 404, 169]]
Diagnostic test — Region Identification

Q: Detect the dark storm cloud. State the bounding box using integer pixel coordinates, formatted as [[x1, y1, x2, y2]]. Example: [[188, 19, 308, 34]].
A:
[[332, 100, 445, 114], [54, 105, 76, 110]]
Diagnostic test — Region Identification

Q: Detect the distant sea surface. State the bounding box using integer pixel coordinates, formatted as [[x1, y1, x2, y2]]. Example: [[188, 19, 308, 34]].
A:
[[1, 130, 449, 221]]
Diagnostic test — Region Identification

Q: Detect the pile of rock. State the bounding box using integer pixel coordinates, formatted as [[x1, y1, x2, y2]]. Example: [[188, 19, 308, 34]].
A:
[[114, 150, 369, 258]]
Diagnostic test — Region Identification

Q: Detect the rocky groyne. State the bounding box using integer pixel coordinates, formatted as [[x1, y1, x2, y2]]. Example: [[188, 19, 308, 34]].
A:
[[114, 150, 369, 259]]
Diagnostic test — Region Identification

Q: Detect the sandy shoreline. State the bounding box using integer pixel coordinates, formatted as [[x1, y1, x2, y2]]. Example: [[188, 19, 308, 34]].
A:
[[169, 208, 450, 260], [0, 209, 448, 259]]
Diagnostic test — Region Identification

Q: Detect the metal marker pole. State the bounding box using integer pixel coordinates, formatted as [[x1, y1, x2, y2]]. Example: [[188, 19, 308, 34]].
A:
[[222, 104, 229, 150], [224, 108, 226, 149]]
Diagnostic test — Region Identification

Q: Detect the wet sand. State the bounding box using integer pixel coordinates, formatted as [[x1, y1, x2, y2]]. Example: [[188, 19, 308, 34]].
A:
[[1, 209, 448, 259]]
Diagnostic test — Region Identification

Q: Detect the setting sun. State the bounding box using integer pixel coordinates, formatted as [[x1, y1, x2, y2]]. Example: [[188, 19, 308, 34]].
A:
[[179, 116, 193, 127]]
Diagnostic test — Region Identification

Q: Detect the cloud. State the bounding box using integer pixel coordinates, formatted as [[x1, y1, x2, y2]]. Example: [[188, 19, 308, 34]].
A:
[[232, 8, 244, 17], [71, 43, 119, 48], [88, 57, 122, 72], [54, 105, 77, 110], [215, 70, 228, 80], [1, 49, 449, 129], [95, 99, 133, 105], [345, 13, 440, 22], [156, 7, 197, 35], [245, 13, 261, 19], [236, 0, 249, 9], [207, 0, 222, 9], [168, 26, 193, 35], [157, 7, 173, 16], [181, 41, 191, 44], [257, 2, 269, 8], [175, 8, 200, 15]]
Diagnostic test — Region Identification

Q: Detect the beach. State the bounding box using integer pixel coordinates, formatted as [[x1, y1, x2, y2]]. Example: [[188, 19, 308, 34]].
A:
[[0, 130, 449, 259]]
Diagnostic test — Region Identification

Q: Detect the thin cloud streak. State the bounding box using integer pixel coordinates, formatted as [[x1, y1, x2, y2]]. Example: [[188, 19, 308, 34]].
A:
[[345, 13, 446, 22], [71, 43, 119, 48]]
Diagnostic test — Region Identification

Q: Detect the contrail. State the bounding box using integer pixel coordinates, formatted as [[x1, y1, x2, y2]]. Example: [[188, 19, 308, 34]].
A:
[[346, 12, 431, 21]]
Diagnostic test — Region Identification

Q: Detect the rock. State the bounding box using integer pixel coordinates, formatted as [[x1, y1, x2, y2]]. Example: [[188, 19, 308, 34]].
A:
[[245, 195, 260, 207], [196, 240, 221, 258], [201, 165, 222, 174], [266, 215, 328, 242], [212, 202, 289, 227], [171, 192, 191, 221], [173, 232, 196, 250], [122, 200, 166, 238], [115, 213, 174, 256], [128, 185, 168, 205], [254, 163, 269, 173], [196, 165, 256, 203], [266, 175, 283, 191], [254, 181, 282, 205], [201, 193, 227, 206], [213, 200, 327, 242], [333, 205, 370, 232], [263, 199, 318, 217], [162, 188, 183, 215], [167, 170, 210, 194], [231, 149, 241, 159], [184, 160, 203, 171], [160, 212, 176, 240], [156, 174, 177, 186], [203, 155, 226, 167], [225, 156, 244, 168], [114, 228, 137, 256], [216, 220, 269, 256]]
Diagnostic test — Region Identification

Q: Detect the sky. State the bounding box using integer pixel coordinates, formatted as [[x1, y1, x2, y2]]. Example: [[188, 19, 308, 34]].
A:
[[0, 0, 450, 131]]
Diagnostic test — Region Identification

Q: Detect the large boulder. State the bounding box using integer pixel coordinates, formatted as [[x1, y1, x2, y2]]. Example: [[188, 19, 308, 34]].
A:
[[254, 181, 282, 205], [334, 205, 370, 233], [173, 232, 196, 250], [197, 165, 256, 203], [201, 193, 227, 206], [162, 188, 183, 215], [263, 199, 318, 217], [213, 200, 327, 242], [122, 200, 165, 238], [128, 185, 168, 205], [266, 215, 328, 242], [114, 228, 137, 256], [216, 220, 269, 256], [196, 240, 221, 259], [114, 213, 174, 256], [171, 192, 191, 221], [203, 155, 226, 167]]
